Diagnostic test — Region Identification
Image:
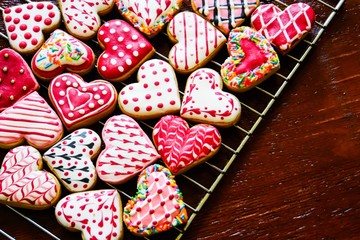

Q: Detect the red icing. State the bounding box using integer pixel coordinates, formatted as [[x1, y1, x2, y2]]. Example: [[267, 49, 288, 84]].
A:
[[235, 39, 267, 74]]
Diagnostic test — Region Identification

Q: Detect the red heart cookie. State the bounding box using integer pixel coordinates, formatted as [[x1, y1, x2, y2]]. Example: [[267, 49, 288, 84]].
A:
[[181, 68, 241, 127], [48, 73, 117, 131], [55, 189, 123, 240], [96, 115, 161, 184], [221, 26, 280, 92], [0, 48, 39, 112], [153, 115, 222, 175], [251, 3, 316, 54], [97, 19, 155, 82], [123, 164, 188, 237], [2, 2, 61, 54], [0, 91, 64, 150], [0, 146, 61, 210]]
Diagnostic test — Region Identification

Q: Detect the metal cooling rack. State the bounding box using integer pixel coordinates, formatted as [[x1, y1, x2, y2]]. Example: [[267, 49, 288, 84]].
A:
[[0, 0, 345, 239]]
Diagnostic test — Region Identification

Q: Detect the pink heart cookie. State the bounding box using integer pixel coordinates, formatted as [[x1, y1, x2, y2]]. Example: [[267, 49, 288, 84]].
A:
[[97, 19, 155, 82], [0, 146, 61, 210], [55, 189, 123, 240], [118, 59, 181, 120], [181, 68, 241, 127], [251, 3, 316, 54], [153, 115, 222, 175], [59, 0, 115, 40], [96, 115, 161, 184], [48, 73, 117, 131], [117, 0, 182, 38], [0, 48, 39, 112], [2, 2, 61, 54], [167, 11, 227, 74], [0, 91, 64, 150], [43, 129, 101, 192], [191, 0, 259, 35], [123, 164, 188, 237]]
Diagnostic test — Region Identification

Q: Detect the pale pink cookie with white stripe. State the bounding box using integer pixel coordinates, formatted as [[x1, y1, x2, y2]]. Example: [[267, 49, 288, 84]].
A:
[[167, 11, 227, 74], [59, 0, 115, 40]]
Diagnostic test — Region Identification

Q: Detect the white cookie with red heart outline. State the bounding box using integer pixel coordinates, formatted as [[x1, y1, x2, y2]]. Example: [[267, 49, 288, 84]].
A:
[[2, 1, 61, 54], [118, 59, 181, 120], [0, 146, 61, 210]]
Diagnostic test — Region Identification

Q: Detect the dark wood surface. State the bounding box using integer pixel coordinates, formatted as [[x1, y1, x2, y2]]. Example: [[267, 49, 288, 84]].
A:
[[0, 0, 359, 240]]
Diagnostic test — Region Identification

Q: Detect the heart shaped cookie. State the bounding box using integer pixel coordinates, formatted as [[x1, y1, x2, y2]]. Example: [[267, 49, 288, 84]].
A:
[[55, 189, 123, 240], [97, 19, 155, 82], [153, 115, 221, 175], [167, 11, 227, 74], [31, 29, 95, 80], [118, 59, 181, 120], [48, 73, 117, 131], [0, 48, 39, 112], [96, 115, 161, 184], [191, 0, 259, 35], [0, 91, 64, 150], [221, 26, 280, 92], [59, 0, 115, 40], [251, 3, 316, 54], [123, 164, 188, 237], [181, 68, 241, 127], [0, 146, 61, 210], [43, 129, 101, 192], [117, 0, 182, 38], [2, 2, 61, 54]]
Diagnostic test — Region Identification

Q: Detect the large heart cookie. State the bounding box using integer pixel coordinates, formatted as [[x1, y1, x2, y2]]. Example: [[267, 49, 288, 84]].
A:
[[117, 0, 182, 38], [96, 115, 161, 184], [59, 0, 115, 40], [55, 189, 123, 240], [48, 73, 117, 131], [153, 115, 221, 175], [221, 26, 280, 92], [191, 0, 259, 35], [0, 146, 61, 210], [118, 59, 181, 120], [0, 48, 39, 112], [123, 164, 188, 237], [251, 3, 316, 54], [167, 11, 227, 74], [43, 129, 101, 192], [181, 68, 241, 127], [97, 19, 155, 82], [0, 91, 64, 150], [2, 2, 61, 54]]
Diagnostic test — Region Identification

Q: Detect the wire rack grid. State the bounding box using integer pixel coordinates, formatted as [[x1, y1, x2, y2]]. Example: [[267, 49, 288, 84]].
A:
[[0, 0, 344, 239]]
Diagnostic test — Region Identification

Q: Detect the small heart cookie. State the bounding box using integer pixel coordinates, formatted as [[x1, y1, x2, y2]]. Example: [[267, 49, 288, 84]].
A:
[[96, 115, 161, 184], [59, 0, 115, 40], [123, 164, 188, 237], [0, 146, 61, 210], [153, 115, 221, 175], [181, 68, 241, 127], [2, 2, 61, 54], [55, 189, 123, 240], [48, 73, 117, 131], [31, 29, 95, 80], [221, 26, 280, 92], [118, 59, 181, 120], [251, 3, 316, 54], [0, 91, 64, 150], [43, 129, 101, 192], [97, 19, 155, 82], [117, 0, 182, 38], [0, 48, 39, 112]]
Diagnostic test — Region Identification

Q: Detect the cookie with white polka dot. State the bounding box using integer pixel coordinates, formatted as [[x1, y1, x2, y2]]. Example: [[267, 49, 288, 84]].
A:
[[48, 73, 117, 131], [97, 19, 155, 82]]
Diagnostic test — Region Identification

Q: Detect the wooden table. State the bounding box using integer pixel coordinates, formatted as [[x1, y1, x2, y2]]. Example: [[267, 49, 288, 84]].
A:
[[0, 0, 359, 239]]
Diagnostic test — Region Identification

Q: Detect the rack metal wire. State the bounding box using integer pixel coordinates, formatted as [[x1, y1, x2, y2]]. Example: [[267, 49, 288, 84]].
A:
[[0, 0, 345, 239]]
